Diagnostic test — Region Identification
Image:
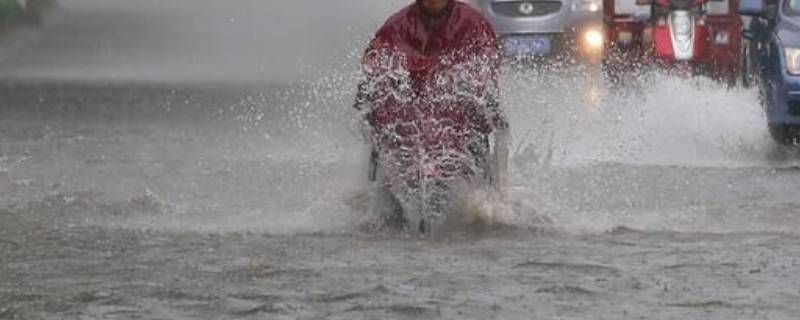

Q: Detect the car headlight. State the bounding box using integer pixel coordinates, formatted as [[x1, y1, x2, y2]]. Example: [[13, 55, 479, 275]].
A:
[[583, 29, 604, 49], [573, 0, 602, 12], [786, 47, 800, 75]]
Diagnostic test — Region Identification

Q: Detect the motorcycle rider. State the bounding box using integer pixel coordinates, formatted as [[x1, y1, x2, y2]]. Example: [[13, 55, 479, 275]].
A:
[[354, 0, 510, 231]]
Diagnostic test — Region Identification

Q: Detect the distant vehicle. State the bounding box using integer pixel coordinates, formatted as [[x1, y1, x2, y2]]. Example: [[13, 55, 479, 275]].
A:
[[0, 0, 55, 27], [741, 0, 800, 144], [0, 0, 25, 23], [603, 0, 743, 83], [467, 0, 606, 62]]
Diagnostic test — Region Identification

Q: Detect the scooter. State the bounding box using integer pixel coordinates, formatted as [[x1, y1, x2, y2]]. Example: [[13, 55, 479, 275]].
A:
[[356, 49, 505, 234], [366, 99, 493, 234], [649, 0, 710, 67], [603, 0, 742, 83]]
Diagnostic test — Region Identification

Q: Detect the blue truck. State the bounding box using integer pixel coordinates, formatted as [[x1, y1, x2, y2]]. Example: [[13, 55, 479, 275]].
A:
[[741, 0, 800, 144]]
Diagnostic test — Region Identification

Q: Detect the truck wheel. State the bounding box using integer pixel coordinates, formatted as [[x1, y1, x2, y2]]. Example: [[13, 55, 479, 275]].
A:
[[769, 125, 800, 146]]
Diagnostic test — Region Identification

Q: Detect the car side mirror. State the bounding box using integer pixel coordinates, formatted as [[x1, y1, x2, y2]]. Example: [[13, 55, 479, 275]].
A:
[[739, 0, 765, 16]]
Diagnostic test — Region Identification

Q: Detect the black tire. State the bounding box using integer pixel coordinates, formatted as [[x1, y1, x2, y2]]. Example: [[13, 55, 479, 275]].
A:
[[602, 59, 622, 86], [769, 125, 800, 146], [601, 48, 626, 87], [741, 42, 755, 88]]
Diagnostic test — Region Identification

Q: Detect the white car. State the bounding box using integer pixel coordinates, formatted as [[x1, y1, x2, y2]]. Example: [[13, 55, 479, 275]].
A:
[[467, 0, 605, 62]]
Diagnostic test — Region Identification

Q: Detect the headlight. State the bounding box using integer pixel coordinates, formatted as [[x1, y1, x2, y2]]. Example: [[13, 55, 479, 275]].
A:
[[671, 12, 692, 36], [584, 29, 604, 49], [786, 47, 800, 75], [573, 0, 602, 12]]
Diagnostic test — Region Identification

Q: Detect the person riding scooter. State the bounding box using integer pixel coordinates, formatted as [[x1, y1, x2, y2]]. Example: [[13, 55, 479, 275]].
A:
[[354, 0, 511, 232]]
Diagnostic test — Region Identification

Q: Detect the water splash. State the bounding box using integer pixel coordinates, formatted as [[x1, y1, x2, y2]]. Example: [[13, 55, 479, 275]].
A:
[[507, 69, 769, 168], [129, 64, 777, 236]]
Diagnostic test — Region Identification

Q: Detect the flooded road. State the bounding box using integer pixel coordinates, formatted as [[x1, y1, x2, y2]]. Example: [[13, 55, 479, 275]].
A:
[[3, 1, 800, 319], [5, 216, 800, 319]]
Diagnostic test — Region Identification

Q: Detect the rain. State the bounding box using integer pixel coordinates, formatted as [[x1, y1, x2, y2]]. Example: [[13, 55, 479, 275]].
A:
[[1, 0, 800, 319]]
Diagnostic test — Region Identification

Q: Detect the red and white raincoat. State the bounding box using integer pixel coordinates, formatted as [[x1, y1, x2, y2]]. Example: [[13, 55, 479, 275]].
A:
[[355, 0, 507, 172]]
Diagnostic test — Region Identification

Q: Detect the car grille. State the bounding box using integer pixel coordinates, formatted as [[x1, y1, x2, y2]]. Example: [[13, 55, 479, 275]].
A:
[[491, 1, 562, 17]]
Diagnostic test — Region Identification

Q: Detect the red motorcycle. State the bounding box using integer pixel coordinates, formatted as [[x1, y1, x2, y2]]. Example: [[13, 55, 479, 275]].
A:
[[368, 110, 490, 234], [354, 4, 508, 233], [603, 0, 742, 83], [650, 0, 711, 63], [357, 54, 499, 234]]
